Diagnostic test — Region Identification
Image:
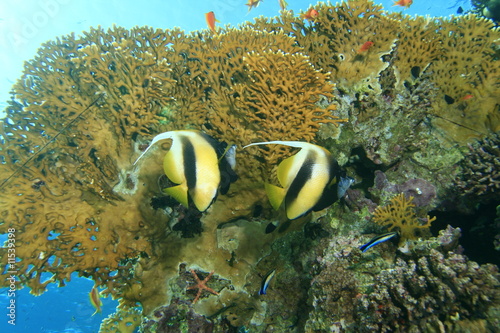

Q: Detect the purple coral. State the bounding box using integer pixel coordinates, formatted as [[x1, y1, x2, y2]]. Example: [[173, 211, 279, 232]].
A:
[[372, 170, 437, 207]]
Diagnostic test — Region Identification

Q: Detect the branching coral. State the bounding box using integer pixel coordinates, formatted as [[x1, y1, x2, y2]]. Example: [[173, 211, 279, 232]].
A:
[[372, 193, 436, 241], [456, 132, 500, 200], [0, 26, 181, 297]]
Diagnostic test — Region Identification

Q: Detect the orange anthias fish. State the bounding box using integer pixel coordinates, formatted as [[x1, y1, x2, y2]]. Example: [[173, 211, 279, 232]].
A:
[[460, 94, 474, 101], [357, 41, 374, 53], [246, 0, 262, 12], [205, 11, 219, 34], [393, 0, 413, 8], [89, 285, 103, 316], [301, 8, 319, 21]]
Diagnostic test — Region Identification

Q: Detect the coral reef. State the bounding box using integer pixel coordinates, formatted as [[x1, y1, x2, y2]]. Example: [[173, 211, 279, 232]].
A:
[[304, 226, 500, 332], [0, 0, 499, 331], [357, 248, 500, 332]]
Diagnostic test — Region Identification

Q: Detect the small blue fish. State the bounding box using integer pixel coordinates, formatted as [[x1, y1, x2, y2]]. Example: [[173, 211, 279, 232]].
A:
[[359, 232, 398, 253], [259, 269, 276, 295]]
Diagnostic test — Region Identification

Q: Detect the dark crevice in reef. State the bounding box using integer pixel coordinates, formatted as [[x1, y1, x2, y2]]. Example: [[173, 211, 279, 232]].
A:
[[430, 201, 500, 266]]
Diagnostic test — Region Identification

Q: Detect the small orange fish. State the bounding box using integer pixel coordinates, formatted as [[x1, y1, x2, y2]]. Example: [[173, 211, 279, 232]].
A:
[[301, 8, 319, 21], [357, 41, 374, 53], [393, 0, 413, 8], [89, 285, 102, 316], [460, 94, 474, 101], [205, 11, 219, 34], [246, 0, 262, 12], [278, 0, 288, 11]]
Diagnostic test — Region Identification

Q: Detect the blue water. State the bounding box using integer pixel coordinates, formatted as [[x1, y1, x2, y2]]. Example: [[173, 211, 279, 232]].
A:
[[0, 271, 118, 332], [0, 0, 472, 331]]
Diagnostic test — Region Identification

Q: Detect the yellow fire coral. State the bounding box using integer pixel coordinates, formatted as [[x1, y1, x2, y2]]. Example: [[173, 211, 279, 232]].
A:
[[373, 193, 436, 241], [0, 20, 346, 317], [430, 14, 500, 143], [161, 27, 345, 180], [0, 26, 180, 297], [1, 1, 499, 329], [253, 0, 500, 143]]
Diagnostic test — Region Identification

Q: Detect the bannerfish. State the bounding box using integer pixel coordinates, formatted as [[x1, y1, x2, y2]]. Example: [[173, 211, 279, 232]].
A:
[[359, 232, 399, 253], [243, 141, 352, 220], [89, 285, 102, 316], [134, 130, 237, 212], [259, 269, 276, 295]]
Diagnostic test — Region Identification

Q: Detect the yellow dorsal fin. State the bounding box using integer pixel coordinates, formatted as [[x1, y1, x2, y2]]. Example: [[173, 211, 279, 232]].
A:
[[265, 183, 286, 211], [163, 184, 189, 207]]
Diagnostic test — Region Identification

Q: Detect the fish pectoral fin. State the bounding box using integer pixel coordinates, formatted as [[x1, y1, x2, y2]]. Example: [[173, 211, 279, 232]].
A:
[[163, 184, 189, 207], [265, 183, 286, 211]]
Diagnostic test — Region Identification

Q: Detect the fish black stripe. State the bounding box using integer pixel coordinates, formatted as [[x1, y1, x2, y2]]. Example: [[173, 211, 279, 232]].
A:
[[182, 136, 197, 191], [312, 156, 339, 212], [285, 151, 315, 213]]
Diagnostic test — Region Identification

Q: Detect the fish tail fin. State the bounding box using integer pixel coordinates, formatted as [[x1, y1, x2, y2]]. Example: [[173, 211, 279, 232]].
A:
[[265, 183, 286, 211], [134, 131, 176, 165], [163, 184, 189, 207]]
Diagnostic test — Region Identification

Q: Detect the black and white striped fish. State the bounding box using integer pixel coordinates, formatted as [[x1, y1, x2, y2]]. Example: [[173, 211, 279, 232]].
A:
[[243, 140, 352, 220], [134, 130, 237, 212]]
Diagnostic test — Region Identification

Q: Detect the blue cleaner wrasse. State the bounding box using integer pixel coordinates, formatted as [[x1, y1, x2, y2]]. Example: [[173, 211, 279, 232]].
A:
[[89, 285, 102, 316], [134, 130, 237, 212], [243, 141, 352, 220], [259, 269, 276, 295], [359, 232, 399, 253]]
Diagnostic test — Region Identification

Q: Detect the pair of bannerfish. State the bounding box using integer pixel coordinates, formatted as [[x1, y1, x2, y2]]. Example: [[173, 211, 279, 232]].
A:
[[134, 130, 355, 221]]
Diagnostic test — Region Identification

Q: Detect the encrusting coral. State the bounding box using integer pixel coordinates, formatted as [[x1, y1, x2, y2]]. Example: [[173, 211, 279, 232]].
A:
[[1, 0, 500, 332]]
